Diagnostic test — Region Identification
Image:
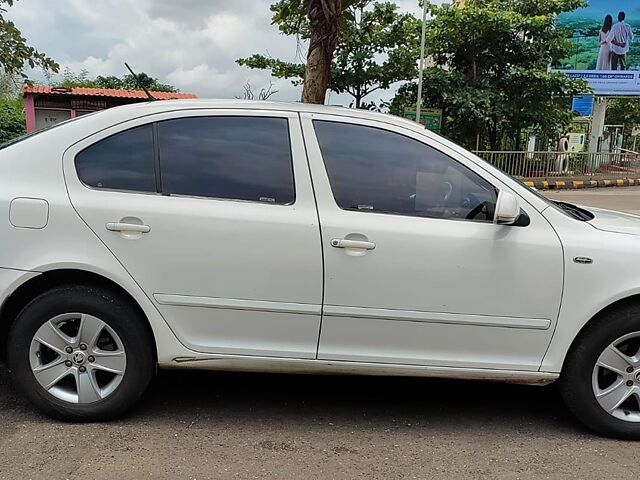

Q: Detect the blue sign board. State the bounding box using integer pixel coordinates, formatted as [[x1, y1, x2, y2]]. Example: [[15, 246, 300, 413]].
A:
[[572, 94, 594, 117]]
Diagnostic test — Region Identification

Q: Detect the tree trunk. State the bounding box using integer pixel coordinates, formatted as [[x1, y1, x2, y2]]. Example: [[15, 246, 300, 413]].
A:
[[514, 128, 523, 151], [488, 121, 499, 151], [354, 91, 362, 109], [301, 0, 342, 104]]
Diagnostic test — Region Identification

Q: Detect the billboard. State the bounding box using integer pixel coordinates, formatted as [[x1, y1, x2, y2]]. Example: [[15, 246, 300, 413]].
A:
[[555, 1, 639, 95]]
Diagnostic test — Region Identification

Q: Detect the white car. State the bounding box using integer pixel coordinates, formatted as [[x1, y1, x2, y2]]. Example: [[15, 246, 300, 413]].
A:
[[1, 100, 640, 438]]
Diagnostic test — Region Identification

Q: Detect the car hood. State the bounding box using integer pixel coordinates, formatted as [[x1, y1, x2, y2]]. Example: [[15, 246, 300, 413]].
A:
[[585, 206, 640, 235]]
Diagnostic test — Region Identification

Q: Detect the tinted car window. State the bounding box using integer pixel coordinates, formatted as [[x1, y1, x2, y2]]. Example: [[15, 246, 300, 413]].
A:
[[75, 125, 156, 192], [158, 117, 295, 204], [314, 121, 497, 221]]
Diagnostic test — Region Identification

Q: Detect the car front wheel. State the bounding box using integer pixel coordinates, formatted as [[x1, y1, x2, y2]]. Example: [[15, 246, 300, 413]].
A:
[[7, 285, 155, 421], [561, 303, 640, 439]]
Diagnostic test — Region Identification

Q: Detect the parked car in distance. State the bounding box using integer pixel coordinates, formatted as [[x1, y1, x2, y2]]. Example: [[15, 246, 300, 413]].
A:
[[2, 100, 640, 438]]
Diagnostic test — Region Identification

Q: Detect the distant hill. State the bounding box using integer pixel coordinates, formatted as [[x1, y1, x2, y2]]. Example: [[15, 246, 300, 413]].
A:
[[558, 0, 640, 37]]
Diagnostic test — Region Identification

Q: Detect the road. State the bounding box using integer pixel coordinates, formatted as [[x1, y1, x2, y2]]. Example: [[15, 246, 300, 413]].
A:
[[2, 187, 640, 480], [544, 185, 640, 215]]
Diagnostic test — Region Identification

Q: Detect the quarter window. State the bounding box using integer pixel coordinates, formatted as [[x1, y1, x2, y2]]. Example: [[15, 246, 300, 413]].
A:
[[158, 117, 295, 204], [75, 124, 156, 192], [314, 121, 497, 222]]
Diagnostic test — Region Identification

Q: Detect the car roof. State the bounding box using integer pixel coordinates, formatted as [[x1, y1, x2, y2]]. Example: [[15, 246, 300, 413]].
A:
[[94, 98, 423, 131], [120, 98, 363, 116]]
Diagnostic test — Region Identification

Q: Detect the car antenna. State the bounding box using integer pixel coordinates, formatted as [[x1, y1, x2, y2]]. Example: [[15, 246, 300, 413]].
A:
[[124, 62, 157, 101]]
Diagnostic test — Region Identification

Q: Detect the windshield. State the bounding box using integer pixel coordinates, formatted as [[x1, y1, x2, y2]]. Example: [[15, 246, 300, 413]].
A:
[[0, 111, 99, 151], [471, 154, 594, 221], [519, 182, 594, 221]]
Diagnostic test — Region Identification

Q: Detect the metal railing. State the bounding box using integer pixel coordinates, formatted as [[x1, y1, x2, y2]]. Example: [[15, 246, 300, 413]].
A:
[[473, 151, 640, 179]]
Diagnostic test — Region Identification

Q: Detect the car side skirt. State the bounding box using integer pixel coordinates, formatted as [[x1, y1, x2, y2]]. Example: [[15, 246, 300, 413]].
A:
[[161, 355, 558, 386]]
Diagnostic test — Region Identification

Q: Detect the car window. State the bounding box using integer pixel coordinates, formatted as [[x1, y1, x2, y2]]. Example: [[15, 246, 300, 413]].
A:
[[314, 121, 497, 222], [158, 116, 295, 205], [75, 124, 156, 192]]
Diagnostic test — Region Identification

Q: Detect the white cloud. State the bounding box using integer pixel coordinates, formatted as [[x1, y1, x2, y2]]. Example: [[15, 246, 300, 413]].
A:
[[6, 0, 440, 105]]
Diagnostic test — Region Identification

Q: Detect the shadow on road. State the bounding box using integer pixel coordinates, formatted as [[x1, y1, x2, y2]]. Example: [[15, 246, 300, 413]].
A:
[[1, 366, 584, 436]]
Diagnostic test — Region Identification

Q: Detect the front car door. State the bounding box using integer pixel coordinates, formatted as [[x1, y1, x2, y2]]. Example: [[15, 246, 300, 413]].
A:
[[64, 109, 323, 359], [301, 113, 564, 371]]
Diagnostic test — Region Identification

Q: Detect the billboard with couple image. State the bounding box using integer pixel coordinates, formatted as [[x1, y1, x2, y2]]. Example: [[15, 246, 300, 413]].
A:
[[555, 1, 639, 95]]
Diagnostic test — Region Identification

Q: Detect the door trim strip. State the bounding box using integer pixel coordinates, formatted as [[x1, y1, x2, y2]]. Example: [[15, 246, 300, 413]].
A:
[[323, 305, 551, 330], [154, 294, 549, 329], [154, 294, 322, 315]]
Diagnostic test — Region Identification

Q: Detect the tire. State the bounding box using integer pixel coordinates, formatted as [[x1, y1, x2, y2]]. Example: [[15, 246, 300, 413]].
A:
[[7, 284, 155, 422], [561, 303, 640, 439]]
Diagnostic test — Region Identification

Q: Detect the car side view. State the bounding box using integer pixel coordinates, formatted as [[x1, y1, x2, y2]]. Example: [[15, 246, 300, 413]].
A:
[[2, 100, 640, 438]]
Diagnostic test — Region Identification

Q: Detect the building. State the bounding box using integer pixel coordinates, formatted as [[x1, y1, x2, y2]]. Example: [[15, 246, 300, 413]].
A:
[[22, 86, 197, 133]]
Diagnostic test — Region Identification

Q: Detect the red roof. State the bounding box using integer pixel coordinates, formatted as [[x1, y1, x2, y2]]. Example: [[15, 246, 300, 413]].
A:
[[22, 85, 197, 100]]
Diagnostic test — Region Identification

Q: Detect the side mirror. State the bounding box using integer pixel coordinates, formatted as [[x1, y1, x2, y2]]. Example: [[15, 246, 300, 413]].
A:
[[494, 190, 521, 225]]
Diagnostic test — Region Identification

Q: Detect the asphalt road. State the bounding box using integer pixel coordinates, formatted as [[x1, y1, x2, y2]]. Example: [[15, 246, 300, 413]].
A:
[[2, 187, 640, 480], [544, 185, 640, 215]]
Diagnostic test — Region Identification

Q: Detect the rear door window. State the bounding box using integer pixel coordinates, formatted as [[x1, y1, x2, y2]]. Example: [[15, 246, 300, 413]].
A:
[[75, 124, 156, 192], [157, 116, 295, 204]]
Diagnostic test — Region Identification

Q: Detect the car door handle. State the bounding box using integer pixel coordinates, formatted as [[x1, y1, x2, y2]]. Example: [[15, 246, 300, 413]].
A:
[[330, 238, 376, 250], [106, 222, 151, 233]]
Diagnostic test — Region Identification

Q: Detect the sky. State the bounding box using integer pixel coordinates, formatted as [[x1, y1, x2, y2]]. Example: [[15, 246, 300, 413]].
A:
[[6, 0, 430, 106]]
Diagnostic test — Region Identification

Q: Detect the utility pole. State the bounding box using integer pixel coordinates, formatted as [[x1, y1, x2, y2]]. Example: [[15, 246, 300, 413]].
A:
[[589, 97, 607, 154], [415, 1, 428, 124]]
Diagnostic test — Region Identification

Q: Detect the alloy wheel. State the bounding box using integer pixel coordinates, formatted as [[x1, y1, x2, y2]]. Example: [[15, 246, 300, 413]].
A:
[[29, 313, 127, 404], [592, 331, 640, 422]]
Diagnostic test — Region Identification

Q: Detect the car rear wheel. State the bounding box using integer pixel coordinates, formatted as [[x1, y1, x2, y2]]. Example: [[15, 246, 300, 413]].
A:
[[561, 303, 640, 439], [7, 285, 154, 421]]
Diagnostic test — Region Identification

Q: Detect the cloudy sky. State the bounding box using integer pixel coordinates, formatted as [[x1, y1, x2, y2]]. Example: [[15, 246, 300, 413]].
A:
[[7, 0, 429, 106]]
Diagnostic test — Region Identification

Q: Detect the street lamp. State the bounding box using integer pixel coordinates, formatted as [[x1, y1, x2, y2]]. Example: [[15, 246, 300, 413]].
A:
[[415, 0, 429, 124]]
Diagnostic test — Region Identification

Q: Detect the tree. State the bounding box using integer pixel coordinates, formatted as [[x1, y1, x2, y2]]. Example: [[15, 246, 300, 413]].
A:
[[606, 99, 640, 151], [0, 69, 20, 99], [0, 100, 25, 144], [95, 72, 177, 93], [235, 81, 279, 100], [389, 0, 589, 150], [238, 1, 420, 107], [45, 68, 178, 92], [1, 0, 58, 80], [302, 0, 342, 103]]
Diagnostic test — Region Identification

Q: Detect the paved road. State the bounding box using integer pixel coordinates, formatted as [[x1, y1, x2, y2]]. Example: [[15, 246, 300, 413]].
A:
[[1, 187, 640, 480], [545, 185, 640, 215]]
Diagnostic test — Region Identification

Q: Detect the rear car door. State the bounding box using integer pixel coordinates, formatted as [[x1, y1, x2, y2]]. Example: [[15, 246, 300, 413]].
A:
[[64, 110, 323, 358]]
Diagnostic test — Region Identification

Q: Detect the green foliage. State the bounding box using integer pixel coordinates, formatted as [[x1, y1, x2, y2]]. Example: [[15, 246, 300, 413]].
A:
[[606, 99, 640, 151], [390, 0, 589, 150], [0, 98, 25, 144], [45, 67, 178, 92], [269, 0, 361, 37], [0, 0, 58, 79], [237, 1, 421, 107], [95, 72, 178, 93]]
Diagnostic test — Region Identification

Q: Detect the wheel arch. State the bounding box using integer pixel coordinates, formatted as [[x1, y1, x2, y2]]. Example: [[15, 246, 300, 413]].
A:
[[0, 268, 157, 363], [560, 293, 640, 372]]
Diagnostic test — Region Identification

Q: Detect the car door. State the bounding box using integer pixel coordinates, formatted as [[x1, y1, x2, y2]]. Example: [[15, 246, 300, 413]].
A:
[[64, 110, 323, 359], [301, 114, 564, 371]]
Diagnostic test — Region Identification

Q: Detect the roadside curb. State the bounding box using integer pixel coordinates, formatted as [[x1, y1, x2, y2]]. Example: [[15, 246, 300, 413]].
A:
[[523, 179, 640, 190]]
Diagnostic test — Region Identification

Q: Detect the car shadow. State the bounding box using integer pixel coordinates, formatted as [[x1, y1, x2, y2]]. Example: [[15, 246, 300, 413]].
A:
[[0, 365, 588, 436], [139, 369, 586, 436]]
